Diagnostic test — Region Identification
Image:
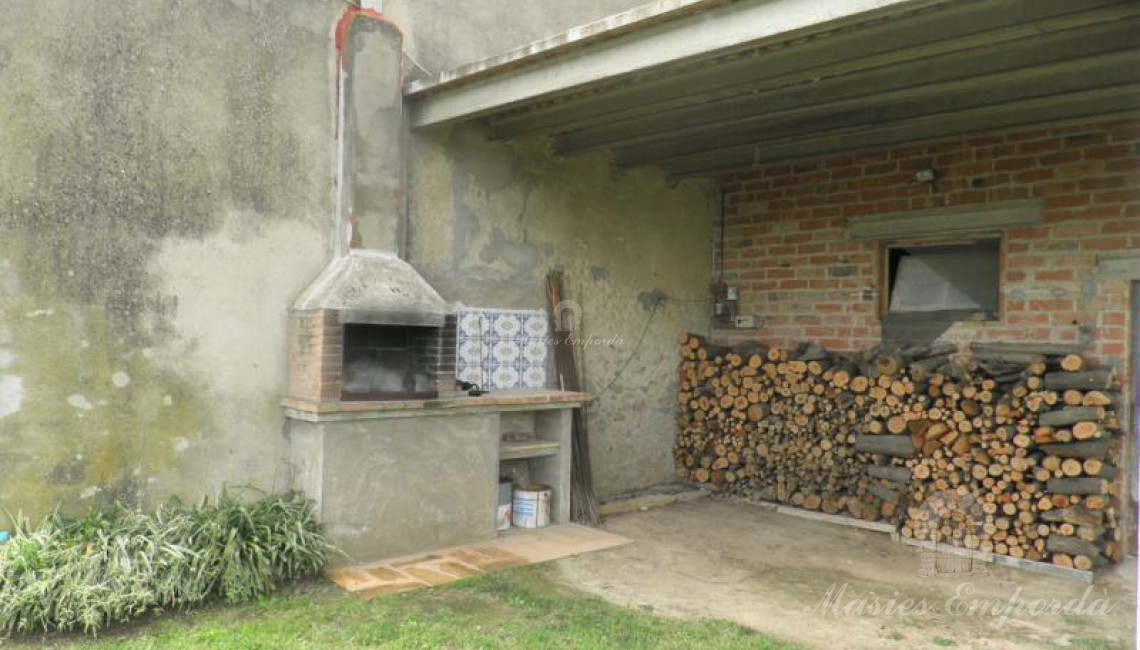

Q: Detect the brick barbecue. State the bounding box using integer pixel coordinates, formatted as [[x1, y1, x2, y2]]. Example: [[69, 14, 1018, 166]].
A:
[[287, 250, 458, 405]]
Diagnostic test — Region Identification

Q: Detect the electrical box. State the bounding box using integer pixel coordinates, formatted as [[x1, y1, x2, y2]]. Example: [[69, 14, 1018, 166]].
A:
[[734, 314, 760, 329]]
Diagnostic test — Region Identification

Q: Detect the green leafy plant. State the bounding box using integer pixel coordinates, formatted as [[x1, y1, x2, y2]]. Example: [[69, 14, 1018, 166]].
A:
[[0, 490, 332, 635]]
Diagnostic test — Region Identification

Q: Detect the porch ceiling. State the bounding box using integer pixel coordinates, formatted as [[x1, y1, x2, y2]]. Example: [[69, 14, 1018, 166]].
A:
[[405, 0, 1140, 180]]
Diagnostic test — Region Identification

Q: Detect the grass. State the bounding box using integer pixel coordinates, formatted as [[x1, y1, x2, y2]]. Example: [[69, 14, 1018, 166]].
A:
[[1, 566, 801, 650], [1069, 640, 1111, 650]]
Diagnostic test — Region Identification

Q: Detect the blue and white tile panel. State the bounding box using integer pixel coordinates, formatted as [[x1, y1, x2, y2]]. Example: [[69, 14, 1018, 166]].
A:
[[456, 308, 549, 390]]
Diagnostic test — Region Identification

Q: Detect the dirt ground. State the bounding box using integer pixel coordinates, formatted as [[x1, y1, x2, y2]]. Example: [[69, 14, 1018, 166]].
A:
[[554, 498, 1137, 650]]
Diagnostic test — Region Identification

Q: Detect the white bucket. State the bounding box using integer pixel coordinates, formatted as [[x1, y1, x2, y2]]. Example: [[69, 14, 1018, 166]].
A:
[[512, 484, 551, 529]]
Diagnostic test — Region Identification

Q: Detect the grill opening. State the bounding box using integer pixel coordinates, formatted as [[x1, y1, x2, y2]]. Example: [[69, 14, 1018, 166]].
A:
[[341, 324, 440, 401]]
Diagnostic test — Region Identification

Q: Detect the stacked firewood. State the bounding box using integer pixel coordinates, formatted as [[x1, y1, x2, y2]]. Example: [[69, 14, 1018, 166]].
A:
[[676, 336, 1124, 569]]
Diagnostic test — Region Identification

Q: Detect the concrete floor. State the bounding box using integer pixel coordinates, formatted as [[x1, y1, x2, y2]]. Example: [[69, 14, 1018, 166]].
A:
[[554, 499, 1138, 650]]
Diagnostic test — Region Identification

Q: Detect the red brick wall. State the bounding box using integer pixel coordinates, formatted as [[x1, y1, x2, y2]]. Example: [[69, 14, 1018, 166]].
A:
[[714, 118, 1140, 371]]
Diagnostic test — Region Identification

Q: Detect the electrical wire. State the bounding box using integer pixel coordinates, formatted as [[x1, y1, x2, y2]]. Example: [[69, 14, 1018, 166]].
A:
[[590, 301, 659, 401], [718, 189, 727, 283]]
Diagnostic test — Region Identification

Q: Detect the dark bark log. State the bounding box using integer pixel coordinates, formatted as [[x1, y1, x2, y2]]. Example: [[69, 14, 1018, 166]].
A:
[[1047, 478, 1111, 496], [902, 342, 957, 359], [971, 342, 1089, 356], [1044, 370, 1117, 391], [731, 340, 770, 358], [970, 352, 1046, 367], [1041, 506, 1104, 527], [909, 354, 951, 381], [1039, 441, 1109, 459], [868, 484, 901, 504], [1046, 535, 1100, 559], [867, 466, 912, 484], [1038, 406, 1107, 427], [794, 342, 829, 361], [854, 434, 917, 458]]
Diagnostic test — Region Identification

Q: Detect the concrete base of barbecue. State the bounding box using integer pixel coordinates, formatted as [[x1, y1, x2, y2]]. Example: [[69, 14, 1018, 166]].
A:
[[285, 390, 588, 565]]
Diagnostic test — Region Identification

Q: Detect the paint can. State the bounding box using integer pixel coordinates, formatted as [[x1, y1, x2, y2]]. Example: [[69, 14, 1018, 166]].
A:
[[512, 484, 551, 529], [497, 478, 513, 531]]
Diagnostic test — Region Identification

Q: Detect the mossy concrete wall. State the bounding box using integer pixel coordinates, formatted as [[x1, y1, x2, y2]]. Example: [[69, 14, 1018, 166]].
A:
[[407, 128, 713, 498], [387, 0, 716, 498], [0, 0, 713, 524], [0, 0, 340, 524]]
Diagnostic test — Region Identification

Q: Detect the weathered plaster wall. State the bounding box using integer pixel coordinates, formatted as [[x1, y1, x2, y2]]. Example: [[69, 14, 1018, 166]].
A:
[[408, 126, 713, 498], [0, 0, 340, 524], [0, 0, 714, 526]]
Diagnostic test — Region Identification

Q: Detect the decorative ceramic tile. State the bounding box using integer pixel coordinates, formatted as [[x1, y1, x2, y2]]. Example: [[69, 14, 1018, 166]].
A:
[[456, 308, 549, 390]]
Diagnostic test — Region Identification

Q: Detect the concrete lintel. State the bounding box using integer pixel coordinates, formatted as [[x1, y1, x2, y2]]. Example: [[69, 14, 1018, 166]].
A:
[[848, 200, 1044, 241], [408, 0, 939, 128], [1095, 252, 1140, 279]]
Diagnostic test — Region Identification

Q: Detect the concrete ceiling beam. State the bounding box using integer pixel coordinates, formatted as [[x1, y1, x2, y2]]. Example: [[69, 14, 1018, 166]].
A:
[[611, 51, 1140, 169], [482, 0, 1135, 140], [657, 84, 1140, 178], [407, 0, 949, 128], [551, 20, 1140, 156]]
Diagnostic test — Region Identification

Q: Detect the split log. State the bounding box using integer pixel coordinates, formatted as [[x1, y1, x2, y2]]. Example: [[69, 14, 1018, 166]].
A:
[[1072, 422, 1106, 441], [1059, 354, 1084, 372], [1081, 391, 1118, 407]]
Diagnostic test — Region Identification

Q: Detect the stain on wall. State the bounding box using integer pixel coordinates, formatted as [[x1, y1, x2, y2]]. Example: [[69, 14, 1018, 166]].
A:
[[0, 0, 717, 524], [0, 0, 339, 524], [409, 126, 714, 497]]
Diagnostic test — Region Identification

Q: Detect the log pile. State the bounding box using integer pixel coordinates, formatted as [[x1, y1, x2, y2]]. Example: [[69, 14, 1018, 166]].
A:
[[675, 335, 1124, 570]]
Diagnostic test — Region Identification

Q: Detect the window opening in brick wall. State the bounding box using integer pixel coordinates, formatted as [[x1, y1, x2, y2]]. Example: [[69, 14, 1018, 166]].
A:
[[881, 238, 1000, 346], [886, 239, 1000, 317]]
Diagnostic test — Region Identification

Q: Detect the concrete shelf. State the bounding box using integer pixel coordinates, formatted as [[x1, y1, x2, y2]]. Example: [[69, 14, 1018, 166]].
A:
[[500, 440, 560, 460]]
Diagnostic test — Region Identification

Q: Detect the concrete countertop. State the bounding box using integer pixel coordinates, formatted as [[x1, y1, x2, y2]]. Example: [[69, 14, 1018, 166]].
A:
[[283, 389, 592, 422]]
